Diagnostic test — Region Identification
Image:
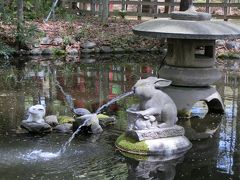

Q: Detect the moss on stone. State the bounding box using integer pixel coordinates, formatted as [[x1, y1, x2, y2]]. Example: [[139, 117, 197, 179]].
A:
[[120, 151, 148, 161], [178, 109, 191, 118], [97, 114, 110, 119], [58, 116, 75, 124], [218, 52, 240, 59], [116, 133, 149, 154]]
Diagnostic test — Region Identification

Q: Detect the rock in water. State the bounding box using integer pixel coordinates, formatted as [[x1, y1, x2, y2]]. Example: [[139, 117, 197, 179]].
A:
[[20, 121, 52, 133], [45, 115, 59, 127], [73, 108, 91, 116], [53, 123, 72, 133]]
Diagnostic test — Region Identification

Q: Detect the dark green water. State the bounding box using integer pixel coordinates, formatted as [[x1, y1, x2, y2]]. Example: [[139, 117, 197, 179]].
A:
[[0, 54, 239, 180]]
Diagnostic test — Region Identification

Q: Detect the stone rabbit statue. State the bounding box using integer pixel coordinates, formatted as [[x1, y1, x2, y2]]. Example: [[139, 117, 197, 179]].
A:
[[23, 104, 46, 124], [128, 77, 177, 129]]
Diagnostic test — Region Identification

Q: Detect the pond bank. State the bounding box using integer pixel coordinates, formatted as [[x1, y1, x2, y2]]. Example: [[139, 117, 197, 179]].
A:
[[0, 16, 165, 58], [1, 16, 240, 59]]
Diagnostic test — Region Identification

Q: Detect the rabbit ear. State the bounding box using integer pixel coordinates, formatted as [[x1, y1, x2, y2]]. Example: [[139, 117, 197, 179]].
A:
[[154, 79, 172, 89]]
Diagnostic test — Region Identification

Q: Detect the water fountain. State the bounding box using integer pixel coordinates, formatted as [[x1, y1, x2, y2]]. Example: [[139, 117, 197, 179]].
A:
[[115, 77, 192, 156], [133, 5, 240, 116]]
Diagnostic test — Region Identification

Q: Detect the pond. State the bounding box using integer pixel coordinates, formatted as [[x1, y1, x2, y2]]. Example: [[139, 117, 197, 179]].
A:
[[0, 53, 239, 180]]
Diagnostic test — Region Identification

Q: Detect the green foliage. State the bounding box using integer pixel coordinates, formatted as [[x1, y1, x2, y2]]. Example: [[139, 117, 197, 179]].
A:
[[63, 35, 73, 46], [113, 10, 127, 19], [109, 35, 135, 48], [74, 26, 90, 41], [14, 23, 43, 49], [52, 48, 66, 56], [0, 40, 15, 59], [218, 51, 240, 59]]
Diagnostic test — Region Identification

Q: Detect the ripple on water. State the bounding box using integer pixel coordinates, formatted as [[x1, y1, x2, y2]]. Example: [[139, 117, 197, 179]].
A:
[[20, 150, 61, 161]]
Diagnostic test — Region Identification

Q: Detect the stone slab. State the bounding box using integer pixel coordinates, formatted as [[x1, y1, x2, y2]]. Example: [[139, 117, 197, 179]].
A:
[[133, 19, 240, 40], [171, 11, 212, 21], [158, 65, 222, 86], [126, 125, 185, 141], [20, 121, 52, 133], [116, 134, 192, 156], [145, 136, 192, 155]]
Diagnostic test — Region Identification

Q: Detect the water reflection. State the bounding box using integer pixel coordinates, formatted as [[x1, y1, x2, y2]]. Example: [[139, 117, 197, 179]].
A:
[[125, 154, 183, 180], [216, 63, 238, 175], [0, 55, 239, 179]]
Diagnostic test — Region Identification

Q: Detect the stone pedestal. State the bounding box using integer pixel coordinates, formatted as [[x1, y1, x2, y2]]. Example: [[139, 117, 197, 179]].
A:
[[162, 86, 224, 117], [126, 125, 185, 141], [116, 132, 191, 156], [159, 65, 221, 87]]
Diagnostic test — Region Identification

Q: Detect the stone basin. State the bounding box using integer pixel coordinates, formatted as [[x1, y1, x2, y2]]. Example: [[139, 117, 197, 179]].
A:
[[133, 19, 240, 40]]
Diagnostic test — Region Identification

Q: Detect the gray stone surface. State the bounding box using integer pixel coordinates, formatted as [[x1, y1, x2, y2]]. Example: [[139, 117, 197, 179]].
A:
[[45, 115, 59, 127], [81, 58, 96, 63], [162, 86, 224, 117], [126, 155, 182, 179], [81, 48, 94, 54], [53, 37, 63, 45], [126, 125, 185, 141], [25, 104, 46, 123], [226, 41, 240, 50], [41, 37, 52, 45], [81, 41, 96, 49], [20, 121, 52, 133], [171, 7, 212, 21], [42, 48, 53, 55], [113, 48, 125, 53], [216, 40, 226, 46], [127, 77, 178, 130], [73, 114, 103, 134], [53, 123, 72, 133], [145, 136, 192, 155], [73, 108, 91, 116], [158, 65, 222, 87], [165, 39, 215, 68], [30, 48, 42, 55], [133, 19, 240, 40], [101, 46, 112, 53], [67, 48, 78, 55]]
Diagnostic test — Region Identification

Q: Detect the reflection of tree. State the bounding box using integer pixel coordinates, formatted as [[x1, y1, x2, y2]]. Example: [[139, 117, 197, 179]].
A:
[[216, 61, 238, 174], [0, 54, 160, 134]]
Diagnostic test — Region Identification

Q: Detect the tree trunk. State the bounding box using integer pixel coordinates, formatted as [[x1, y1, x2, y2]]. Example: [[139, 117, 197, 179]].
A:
[[101, 0, 109, 24], [179, 0, 193, 11], [164, 0, 174, 13], [17, 0, 24, 24], [0, 0, 4, 13], [17, 0, 24, 49]]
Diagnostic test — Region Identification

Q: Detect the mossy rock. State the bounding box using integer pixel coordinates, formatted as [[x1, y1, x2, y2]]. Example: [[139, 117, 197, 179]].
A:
[[177, 109, 191, 118], [218, 52, 240, 59], [97, 114, 116, 127], [115, 133, 149, 154], [120, 151, 148, 161], [97, 114, 110, 119], [58, 116, 75, 124]]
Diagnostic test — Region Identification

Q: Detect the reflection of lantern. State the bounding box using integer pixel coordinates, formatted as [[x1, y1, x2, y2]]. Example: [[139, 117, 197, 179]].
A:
[[77, 76, 86, 93]]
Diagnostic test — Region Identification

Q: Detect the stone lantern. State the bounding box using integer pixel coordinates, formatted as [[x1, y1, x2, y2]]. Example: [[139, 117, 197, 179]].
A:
[[133, 7, 240, 116]]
